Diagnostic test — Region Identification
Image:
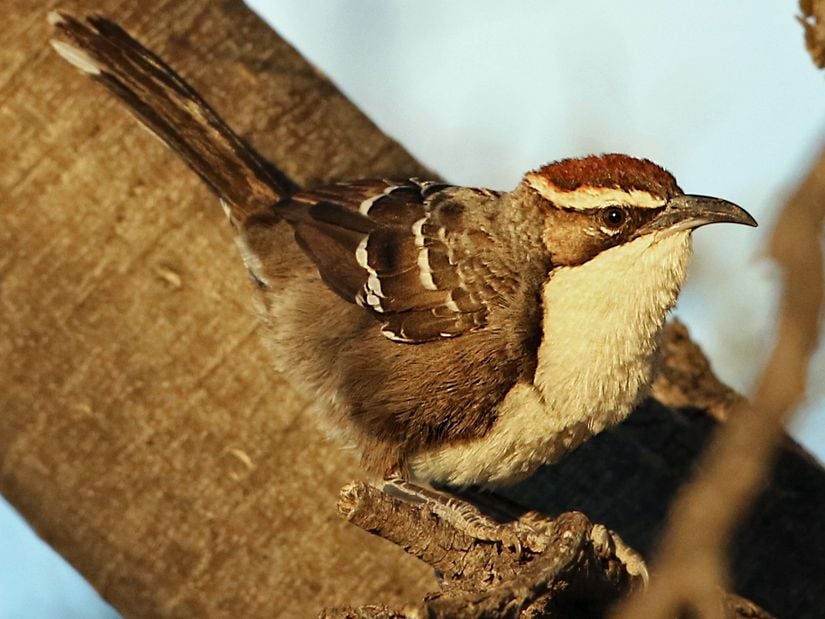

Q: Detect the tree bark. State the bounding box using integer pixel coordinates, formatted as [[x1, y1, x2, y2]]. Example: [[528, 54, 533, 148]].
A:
[[2, 2, 824, 618], [1, 1, 434, 617]]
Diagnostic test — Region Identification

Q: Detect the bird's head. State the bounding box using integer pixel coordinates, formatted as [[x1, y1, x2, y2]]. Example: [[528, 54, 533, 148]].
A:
[[520, 154, 757, 266]]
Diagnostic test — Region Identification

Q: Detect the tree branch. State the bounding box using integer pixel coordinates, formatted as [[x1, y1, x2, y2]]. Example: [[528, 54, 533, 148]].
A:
[[2, 2, 824, 617]]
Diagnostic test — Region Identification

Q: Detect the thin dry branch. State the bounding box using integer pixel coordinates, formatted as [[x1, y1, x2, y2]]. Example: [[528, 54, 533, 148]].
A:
[[612, 144, 825, 618]]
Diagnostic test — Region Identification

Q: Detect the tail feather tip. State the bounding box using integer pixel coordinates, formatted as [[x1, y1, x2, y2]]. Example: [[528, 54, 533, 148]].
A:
[[47, 10, 67, 26], [49, 39, 102, 76]]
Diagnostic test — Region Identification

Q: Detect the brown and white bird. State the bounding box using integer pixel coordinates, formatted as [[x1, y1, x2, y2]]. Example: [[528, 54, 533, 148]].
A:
[[51, 15, 757, 491]]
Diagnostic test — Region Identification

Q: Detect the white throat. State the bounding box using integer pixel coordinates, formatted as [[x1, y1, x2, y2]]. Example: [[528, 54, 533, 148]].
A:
[[535, 230, 693, 429]]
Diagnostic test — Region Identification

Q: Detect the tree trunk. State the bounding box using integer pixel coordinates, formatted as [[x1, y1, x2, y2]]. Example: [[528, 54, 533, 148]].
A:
[[2, 1, 824, 618], [1, 1, 434, 616]]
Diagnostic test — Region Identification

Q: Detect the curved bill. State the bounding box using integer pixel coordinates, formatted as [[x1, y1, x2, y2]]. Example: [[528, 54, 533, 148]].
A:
[[645, 194, 758, 233]]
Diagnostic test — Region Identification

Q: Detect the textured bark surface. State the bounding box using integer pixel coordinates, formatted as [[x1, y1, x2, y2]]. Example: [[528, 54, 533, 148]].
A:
[[330, 484, 643, 619], [1, 1, 434, 617], [2, 2, 825, 618]]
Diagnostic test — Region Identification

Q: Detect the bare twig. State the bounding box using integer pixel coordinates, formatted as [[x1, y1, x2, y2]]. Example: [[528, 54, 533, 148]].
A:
[[612, 145, 825, 618]]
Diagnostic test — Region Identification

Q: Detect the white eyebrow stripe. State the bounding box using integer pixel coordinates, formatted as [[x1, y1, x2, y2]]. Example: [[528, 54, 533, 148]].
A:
[[525, 173, 666, 210]]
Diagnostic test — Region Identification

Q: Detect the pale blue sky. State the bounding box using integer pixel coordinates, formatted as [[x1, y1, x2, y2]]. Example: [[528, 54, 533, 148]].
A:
[[2, 2, 822, 616]]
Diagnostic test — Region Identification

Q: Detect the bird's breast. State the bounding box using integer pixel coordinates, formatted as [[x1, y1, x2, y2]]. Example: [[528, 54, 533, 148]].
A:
[[410, 231, 692, 487]]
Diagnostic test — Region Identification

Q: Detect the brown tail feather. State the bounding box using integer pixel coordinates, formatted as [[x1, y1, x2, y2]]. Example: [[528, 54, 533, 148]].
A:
[[48, 11, 296, 224]]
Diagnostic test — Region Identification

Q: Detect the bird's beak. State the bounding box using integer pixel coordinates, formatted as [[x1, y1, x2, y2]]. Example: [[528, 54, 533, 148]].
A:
[[646, 194, 758, 233]]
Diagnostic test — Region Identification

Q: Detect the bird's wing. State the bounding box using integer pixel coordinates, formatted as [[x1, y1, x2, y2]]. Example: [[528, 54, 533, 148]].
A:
[[280, 178, 508, 343]]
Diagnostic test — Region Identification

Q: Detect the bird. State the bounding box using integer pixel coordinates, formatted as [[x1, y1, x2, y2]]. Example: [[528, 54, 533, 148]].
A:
[[50, 14, 757, 496], [244, 160, 757, 491]]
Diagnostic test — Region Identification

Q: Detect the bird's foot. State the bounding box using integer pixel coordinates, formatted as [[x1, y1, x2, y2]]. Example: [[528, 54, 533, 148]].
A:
[[382, 477, 544, 553], [588, 523, 649, 587]]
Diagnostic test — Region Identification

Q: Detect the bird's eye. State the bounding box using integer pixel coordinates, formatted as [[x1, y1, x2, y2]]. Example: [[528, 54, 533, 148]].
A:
[[603, 207, 625, 227]]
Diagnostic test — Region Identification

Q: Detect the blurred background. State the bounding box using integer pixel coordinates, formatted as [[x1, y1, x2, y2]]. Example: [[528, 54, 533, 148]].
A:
[[2, 1, 823, 616]]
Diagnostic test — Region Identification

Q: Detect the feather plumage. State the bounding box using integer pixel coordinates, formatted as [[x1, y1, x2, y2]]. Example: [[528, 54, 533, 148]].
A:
[[281, 179, 510, 343]]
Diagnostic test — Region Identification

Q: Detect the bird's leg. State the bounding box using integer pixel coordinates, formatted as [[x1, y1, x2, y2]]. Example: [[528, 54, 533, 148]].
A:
[[382, 477, 545, 552]]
